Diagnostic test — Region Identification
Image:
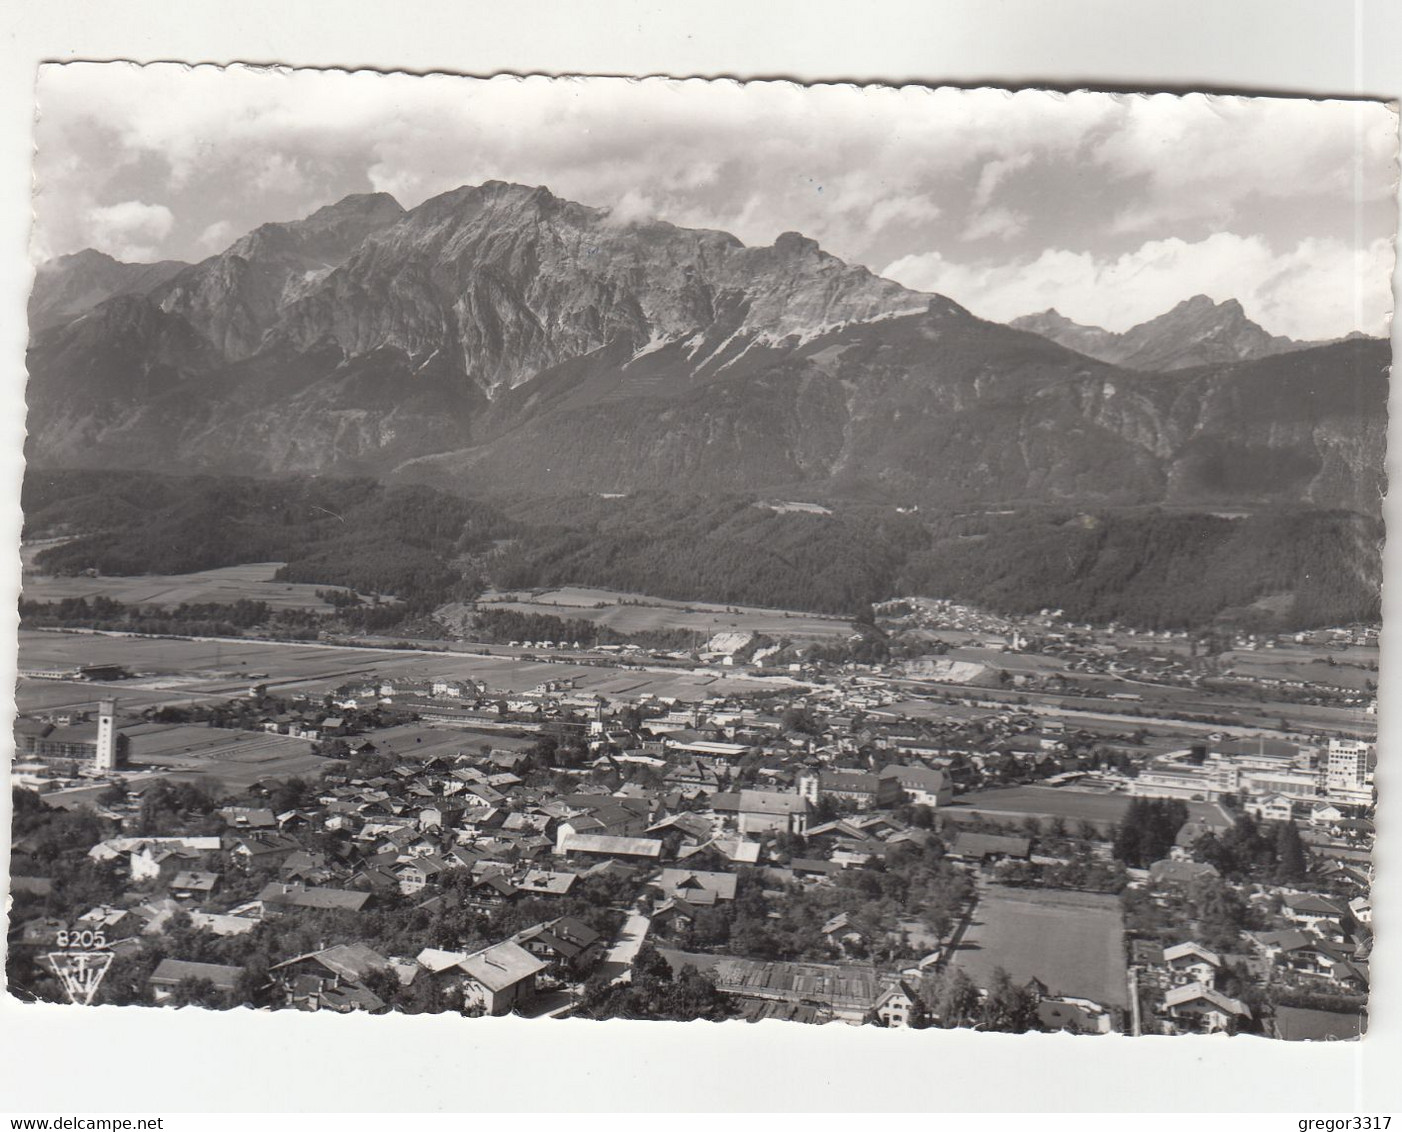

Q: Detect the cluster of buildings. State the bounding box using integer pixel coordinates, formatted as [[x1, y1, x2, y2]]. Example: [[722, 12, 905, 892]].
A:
[[9, 613, 1375, 1038], [1129, 737, 1375, 811], [11, 698, 125, 784], [1127, 882, 1371, 1040]]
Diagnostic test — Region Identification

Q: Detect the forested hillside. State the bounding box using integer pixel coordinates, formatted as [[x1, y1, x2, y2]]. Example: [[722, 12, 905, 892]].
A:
[[492, 493, 929, 615], [897, 508, 1382, 630], [23, 470, 516, 614], [21, 471, 1382, 631]]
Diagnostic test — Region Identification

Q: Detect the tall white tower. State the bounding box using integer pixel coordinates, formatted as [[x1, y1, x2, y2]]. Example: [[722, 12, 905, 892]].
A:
[[1326, 738, 1369, 792], [95, 698, 118, 772]]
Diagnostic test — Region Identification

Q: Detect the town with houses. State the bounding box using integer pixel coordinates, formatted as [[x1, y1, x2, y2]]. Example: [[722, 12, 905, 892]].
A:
[[7, 599, 1377, 1040]]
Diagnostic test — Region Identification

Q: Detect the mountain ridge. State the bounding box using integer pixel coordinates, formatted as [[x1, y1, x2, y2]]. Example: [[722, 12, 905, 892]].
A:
[[23, 184, 1390, 517], [1010, 295, 1329, 372]]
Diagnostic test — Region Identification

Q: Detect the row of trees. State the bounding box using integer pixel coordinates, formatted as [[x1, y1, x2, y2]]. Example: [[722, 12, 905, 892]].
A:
[[1110, 798, 1190, 868], [576, 943, 737, 1022], [661, 844, 973, 964], [17, 595, 320, 640], [1193, 813, 1309, 883]]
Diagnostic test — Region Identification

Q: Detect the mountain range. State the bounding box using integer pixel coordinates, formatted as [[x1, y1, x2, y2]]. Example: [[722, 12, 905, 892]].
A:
[[1010, 298, 1338, 372], [24, 183, 1389, 516]]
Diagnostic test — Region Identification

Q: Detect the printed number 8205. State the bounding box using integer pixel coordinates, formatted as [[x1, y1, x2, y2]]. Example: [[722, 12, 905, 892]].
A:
[[55, 929, 108, 949]]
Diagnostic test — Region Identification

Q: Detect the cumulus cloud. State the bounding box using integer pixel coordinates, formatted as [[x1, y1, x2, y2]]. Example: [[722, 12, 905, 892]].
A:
[[963, 206, 1029, 243], [883, 231, 1395, 341], [28, 71, 1127, 264], [251, 153, 309, 196], [601, 189, 663, 228], [30, 64, 1398, 346], [82, 199, 174, 261], [971, 153, 1034, 209], [197, 219, 234, 251]]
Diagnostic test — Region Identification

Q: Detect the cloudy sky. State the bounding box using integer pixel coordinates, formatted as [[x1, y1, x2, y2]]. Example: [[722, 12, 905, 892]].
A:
[[33, 63, 1399, 339]]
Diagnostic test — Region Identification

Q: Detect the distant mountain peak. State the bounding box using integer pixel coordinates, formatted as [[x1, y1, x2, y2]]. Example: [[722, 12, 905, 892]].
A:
[[773, 230, 821, 256], [303, 191, 405, 221], [25, 184, 1385, 522], [1014, 294, 1321, 371], [1161, 294, 1245, 321], [43, 247, 120, 270], [1176, 293, 1218, 310]]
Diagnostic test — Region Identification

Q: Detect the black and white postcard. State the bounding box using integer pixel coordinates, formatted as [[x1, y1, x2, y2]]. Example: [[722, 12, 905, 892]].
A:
[[7, 64, 1396, 1046]]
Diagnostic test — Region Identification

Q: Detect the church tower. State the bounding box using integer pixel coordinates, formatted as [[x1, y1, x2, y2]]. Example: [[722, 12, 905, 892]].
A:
[[95, 698, 118, 772]]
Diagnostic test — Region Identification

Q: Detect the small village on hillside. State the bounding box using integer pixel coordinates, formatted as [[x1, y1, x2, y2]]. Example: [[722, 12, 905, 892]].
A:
[[8, 601, 1375, 1041]]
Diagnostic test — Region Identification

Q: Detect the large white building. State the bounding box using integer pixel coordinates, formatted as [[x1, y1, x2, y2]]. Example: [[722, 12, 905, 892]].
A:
[[1326, 739, 1374, 804]]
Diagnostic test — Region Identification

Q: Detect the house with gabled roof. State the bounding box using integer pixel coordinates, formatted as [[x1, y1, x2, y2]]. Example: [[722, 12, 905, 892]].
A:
[[677, 836, 762, 868], [650, 897, 701, 939], [76, 904, 142, 942], [872, 980, 925, 1028], [1250, 929, 1355, 978], [1162, 981, 1250, 1034], [557, 832, 663, 862], [1280, 893, 1348, 936], [270, 943, 394, 1013], [664, 757, 724, 795], [1243, 794, 1294, 824], [512, 916, 604, 974], [394, 855, 450, 895], [790, 857, 842, 881], [256, 882, 371, 916], [516, 869, 577, 897], [1329, 959, 1369, 994], [1162, 941, 1222, 986], [228, 832, 303, 872], [716, 789, 811, 836], [148, 959, 245, 1003], [466, 872, 519, 910], [948, 832, 1031, 864], [655, 868, 738, 905], [877, 764, 953, 808], [821, 912, 867, 956], [797, 769, 903, 811], [415, 940, 548, 1016], [1037, 995, 1113, 1034], [167, 870, 220, 900], [219, 806, 277, 830]]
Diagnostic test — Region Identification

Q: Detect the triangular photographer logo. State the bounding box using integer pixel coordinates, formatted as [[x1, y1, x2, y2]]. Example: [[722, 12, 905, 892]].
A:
[[45, 950, 114, 1006]]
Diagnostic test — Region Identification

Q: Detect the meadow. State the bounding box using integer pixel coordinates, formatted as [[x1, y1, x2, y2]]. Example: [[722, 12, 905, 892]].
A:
[[478, 585, 852, 640], [946, 785, 1233, 830], [15, 629, 792, 718], [20, 557, 337, 612], [949, 885, 1128, 1007]]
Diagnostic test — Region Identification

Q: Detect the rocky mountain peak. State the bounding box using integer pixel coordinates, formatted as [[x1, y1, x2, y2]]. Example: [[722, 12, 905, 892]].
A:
[[1016, 293, 1319, 372], [22, 178, 1388, 522], [773, 230, 821, 257]]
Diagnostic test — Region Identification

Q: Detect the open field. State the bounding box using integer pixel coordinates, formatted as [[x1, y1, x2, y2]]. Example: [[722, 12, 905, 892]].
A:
[[945, 646, 1069, 676], [479, 585, 853, 640], [15, 629, 795, 717], [945, 785, 1232, 830], [888, 682, 1374, 740], [359, 723, 538, 759], [40, 718, 531, 802], [949, 884, 1128, 1007], [47, 720, 329, 794], [14, 678, 190, 716], [1223, 649, 1378, 692], [121, 721, 300, 759], [21, 558, 338, 612]]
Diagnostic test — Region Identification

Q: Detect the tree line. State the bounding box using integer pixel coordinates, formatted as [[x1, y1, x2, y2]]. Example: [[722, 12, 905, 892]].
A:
[[23, 469, 1381, 631]]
